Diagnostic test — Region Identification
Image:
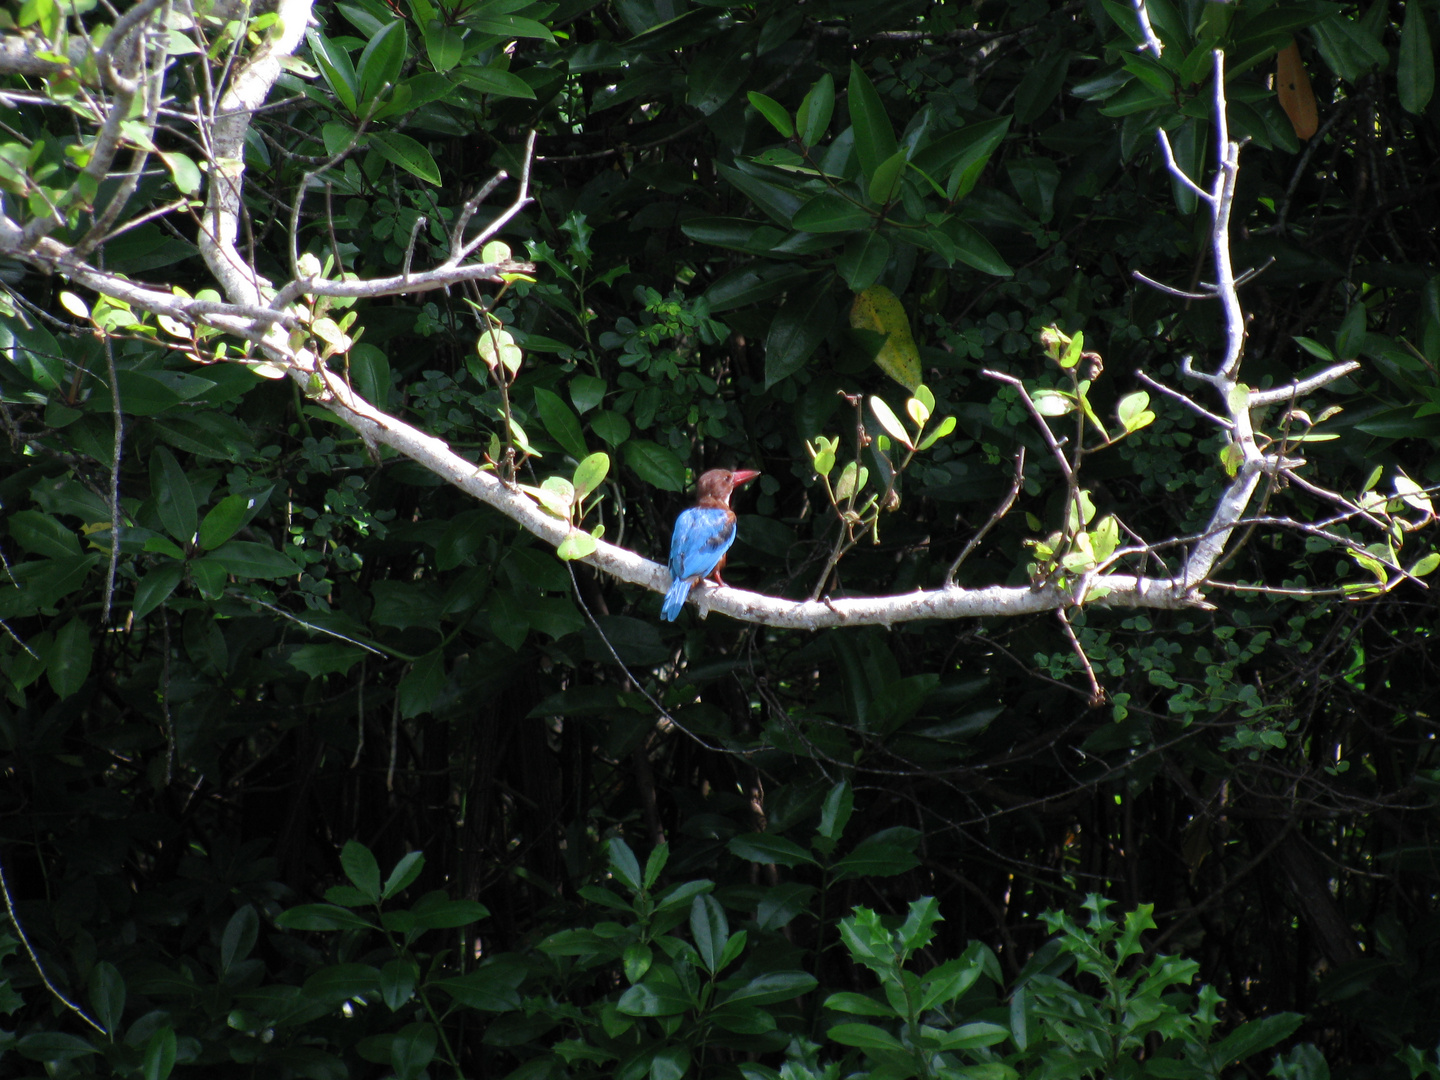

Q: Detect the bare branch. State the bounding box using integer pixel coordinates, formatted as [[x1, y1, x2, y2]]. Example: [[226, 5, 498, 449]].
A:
[[1132, 269, 1216, 301], [1134, 369, 1233, 429], [1155, 127, 1211, 204], [1132, 0, 1164, 58], [982, 370, 1073, 482], [947, 447, 1026, 586], [1247, 361, 1361, 407], [454, 130, 538, 262]]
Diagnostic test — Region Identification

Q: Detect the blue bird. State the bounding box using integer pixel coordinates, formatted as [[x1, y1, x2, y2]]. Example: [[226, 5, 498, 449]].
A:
[[661, 468, 761, 621]]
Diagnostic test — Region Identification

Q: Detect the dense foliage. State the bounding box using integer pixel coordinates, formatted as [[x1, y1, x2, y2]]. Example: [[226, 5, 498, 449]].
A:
[[2, 0, 1440, 1076]]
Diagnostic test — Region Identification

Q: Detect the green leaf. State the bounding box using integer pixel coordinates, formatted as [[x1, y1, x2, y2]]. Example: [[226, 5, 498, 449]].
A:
[[728, 833, 819, 868], [1336, 302, 1367, 360], [937, 218, 1012, 276], [557, 530, 598, 560], [920, 953, 985, 1010], [380, 959, 419, 1010], [307, 31, 359, 114], [16, 1032, 99, 1062], [825, 991, 893, 1016], [302, 963, 382, 1003], [356, 20, 406, 107], [151, 445, 197, 544], [424, 22, 463, 71], [1312, 13, 1389, 85], [870, 395, 915, 450], [410, 892, 490, 929], [1032, 389, 1074, 417], [133, 563, 183, 620], [792, 193, 873, 233], [722, 970, 818, 1006], [796, 73, 835, 147], [382, 852, 425, 899], [623, 440, 686, 492], [341, 840, 383, 902], [1117, 390, 1156, 433], [609, 837, 643, 892], [534, 387, 589, 461], [709, 1003, 776, 1034], [748, 91, 793, 137], [464, 12, 555, 42], [617, 979, 693, 1017], [47, 618, 92, 699], [687, 38, 746, 114], [915, 417, 957, 453], [833, 830, 921, 879], [837, 231, 891, 292], [938, 1021, 1011, 1050], [848, 62, 897, 183], [198, 493, 253, 551], [573, 452, 610, 503], [691, 894, 729, 974], [867, 149, 908, 205], [203, 540, 301, 580], [369, 132, 441, 185], [349, 343, 391, 407], [827, 1022, 906, 1051], [717, 163, 803, 228], [1411, 552, 1440, 577], [451, 64, 537, 99], [398, 649, 446, 718], [702, 261, 810, 312], [1399, 1, 1434, 114], [88, 960, 125, 1035], [141, 1028, 177, 1080], [570, 374, 607, 413], [766, 276, 837, 387], [1211, 1013, 1305, 1066], [834, 461, 868, 501], [817, 780, 855, 841], [221, 905, 260, 972], [275, 903, 378, 931], [391, 1022, 437, 1080], [7, 510, 81, 558], [159, 151, 201, 195]]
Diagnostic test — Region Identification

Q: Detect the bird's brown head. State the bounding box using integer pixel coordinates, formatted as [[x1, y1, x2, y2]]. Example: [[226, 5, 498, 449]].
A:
[[696, 468, 761, 506]]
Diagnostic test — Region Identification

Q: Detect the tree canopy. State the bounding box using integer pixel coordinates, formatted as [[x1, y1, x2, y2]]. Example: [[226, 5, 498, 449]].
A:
[[2, 0, 1440, 1076]]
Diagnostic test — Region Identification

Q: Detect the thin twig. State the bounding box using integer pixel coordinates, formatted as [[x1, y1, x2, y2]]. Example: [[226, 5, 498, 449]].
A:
[[947, 446, 1025, 585], [101, 333, 123, 623], [1056, 607, 1105, 706], [0, 854, 107, 1035], [1134, 369, 1232, 429], [981, 371, 1073, 481]]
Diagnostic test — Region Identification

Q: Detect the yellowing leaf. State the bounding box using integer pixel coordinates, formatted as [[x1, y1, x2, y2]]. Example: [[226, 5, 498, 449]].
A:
[[850, 285, 921, 391], [1277, 42, 1318, 140]]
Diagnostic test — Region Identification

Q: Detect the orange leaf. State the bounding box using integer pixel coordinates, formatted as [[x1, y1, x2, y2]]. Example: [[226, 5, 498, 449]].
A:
[[1277, 41, 1318, 140]]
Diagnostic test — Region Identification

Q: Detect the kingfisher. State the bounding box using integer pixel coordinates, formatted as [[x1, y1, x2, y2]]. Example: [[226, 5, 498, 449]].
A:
[[660, 468, 761, 621]]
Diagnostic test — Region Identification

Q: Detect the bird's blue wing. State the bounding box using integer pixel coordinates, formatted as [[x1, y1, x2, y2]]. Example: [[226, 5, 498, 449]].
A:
[[669, 506, 737, 581]]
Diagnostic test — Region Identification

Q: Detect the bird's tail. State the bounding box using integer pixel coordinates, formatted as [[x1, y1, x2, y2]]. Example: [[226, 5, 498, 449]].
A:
[[660, 575, 693, 621]]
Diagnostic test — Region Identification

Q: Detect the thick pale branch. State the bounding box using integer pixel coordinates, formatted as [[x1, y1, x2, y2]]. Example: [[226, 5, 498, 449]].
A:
[[274, 351, 1215, 627], [1248, 362, 1360, 406], [197, 0, 313, 308]]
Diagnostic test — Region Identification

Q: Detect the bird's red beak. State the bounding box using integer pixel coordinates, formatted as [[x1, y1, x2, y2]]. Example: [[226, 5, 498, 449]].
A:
[[730, 469, 761, 486]]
